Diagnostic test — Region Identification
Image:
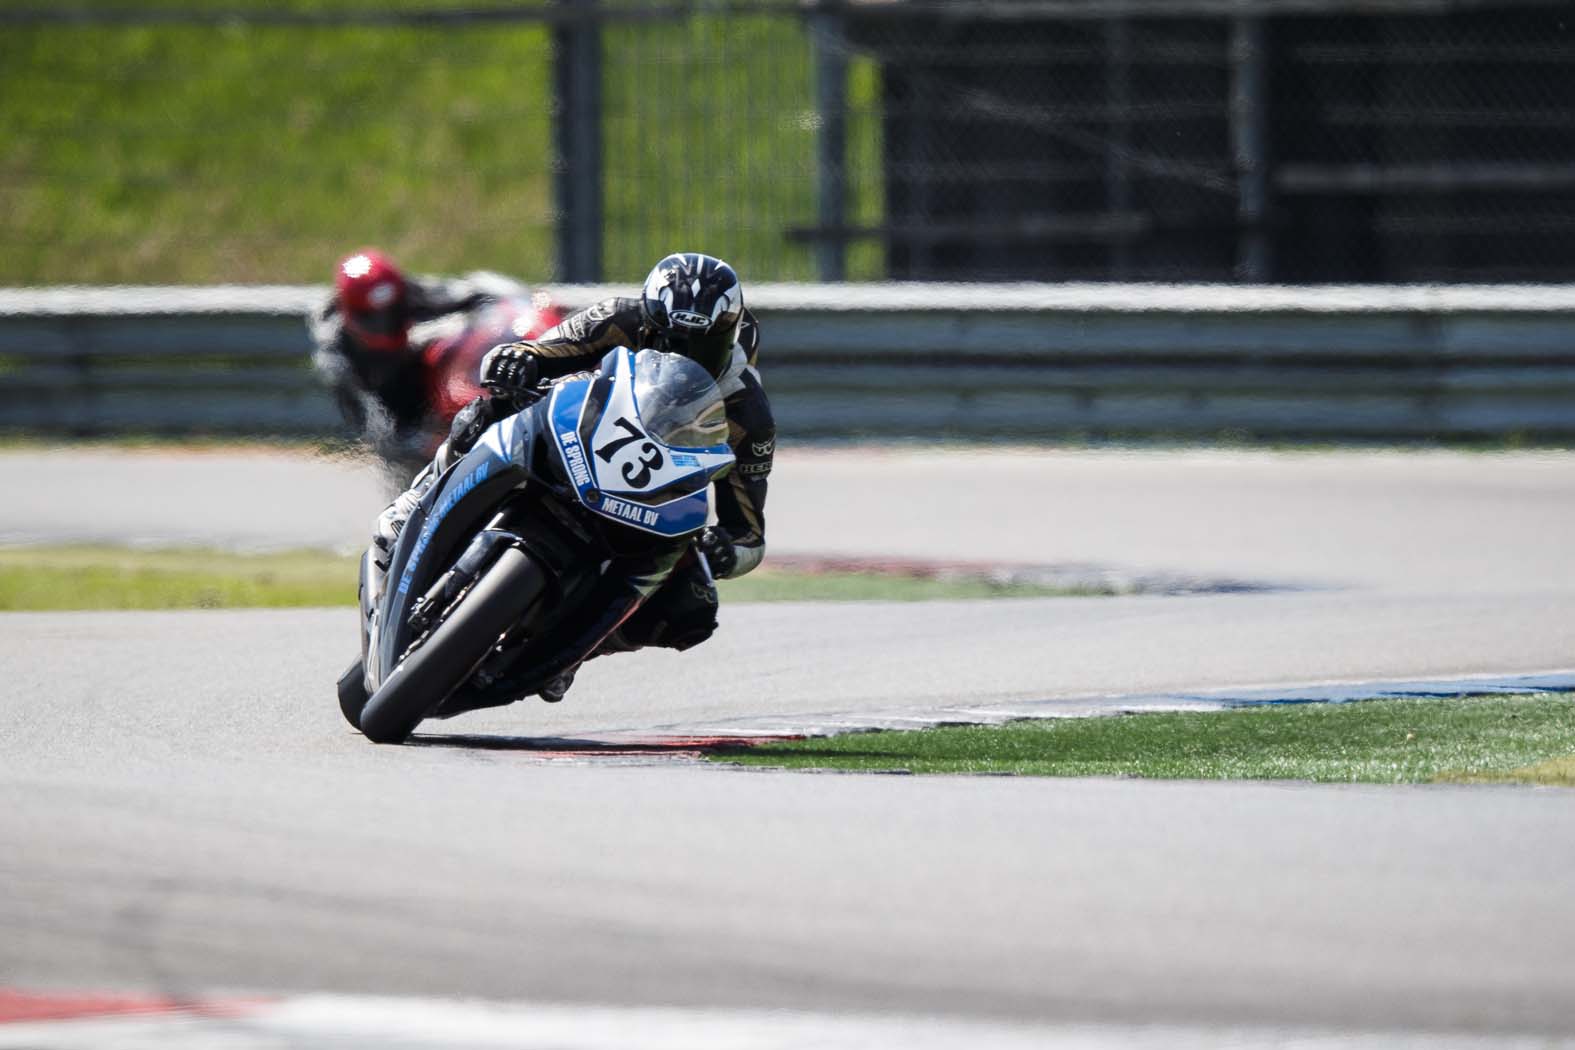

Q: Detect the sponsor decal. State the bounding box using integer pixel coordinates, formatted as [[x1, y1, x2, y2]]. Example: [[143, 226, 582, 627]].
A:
[[601, 495, 661, 528], [671, 452, 700, 468], [559, 429, 593, 487], [669, 309, 711, 329], [739, 461, 771, 477], [750, 438, 775, 457], [395, 460, 492, 595], [584, 301, 613, 323]]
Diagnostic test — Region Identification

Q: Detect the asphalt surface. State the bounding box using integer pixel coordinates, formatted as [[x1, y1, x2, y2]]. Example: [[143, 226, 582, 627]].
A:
[[8, 444, 1575, 595], [3, 446, 1575, 1042]]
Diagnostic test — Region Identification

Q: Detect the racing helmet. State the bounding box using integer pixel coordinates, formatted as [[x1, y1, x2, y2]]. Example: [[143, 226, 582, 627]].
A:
[[336, 249, 409, 352], [639, 252, 744, 380]]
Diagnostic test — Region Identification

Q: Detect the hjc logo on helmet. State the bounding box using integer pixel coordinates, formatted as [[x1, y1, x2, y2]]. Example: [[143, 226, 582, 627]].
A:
[[669, 310, 713, 329]]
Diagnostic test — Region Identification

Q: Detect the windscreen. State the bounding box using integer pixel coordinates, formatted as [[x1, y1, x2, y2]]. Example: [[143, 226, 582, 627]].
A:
[[631, 349, 727, 448]]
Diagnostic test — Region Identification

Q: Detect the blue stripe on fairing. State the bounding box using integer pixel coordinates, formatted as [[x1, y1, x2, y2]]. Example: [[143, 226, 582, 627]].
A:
[[551, 378, 588, 439], [394, 454, 500, 597]]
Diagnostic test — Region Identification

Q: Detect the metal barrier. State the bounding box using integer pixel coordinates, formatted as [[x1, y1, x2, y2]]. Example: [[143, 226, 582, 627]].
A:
[[2, 284, 1573, 440]]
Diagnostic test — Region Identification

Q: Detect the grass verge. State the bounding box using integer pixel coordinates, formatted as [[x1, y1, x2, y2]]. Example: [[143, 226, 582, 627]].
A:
[[713, 693, 1575, 786], [0, 546, 1076, 611], [0, 546, 358, 610]]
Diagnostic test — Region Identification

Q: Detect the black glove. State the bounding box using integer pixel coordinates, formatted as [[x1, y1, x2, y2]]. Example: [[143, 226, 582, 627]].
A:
[[479, 343, 539, 396], [697, 526, 737, 579]]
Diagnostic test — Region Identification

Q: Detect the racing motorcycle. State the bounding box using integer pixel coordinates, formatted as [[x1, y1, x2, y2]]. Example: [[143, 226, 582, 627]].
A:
[[417, 294, 564, 427], [337, 346, 736, 744], [320, 292, 565, 483]]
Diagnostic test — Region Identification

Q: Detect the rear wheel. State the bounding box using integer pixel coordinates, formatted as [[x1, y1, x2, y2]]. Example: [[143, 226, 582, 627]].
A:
[[358, 547, 545, 744]]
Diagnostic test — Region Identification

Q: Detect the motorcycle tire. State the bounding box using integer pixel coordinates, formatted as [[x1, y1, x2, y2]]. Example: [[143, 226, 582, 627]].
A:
[[358, 547, 545, 745], [338, 657, 368, 730]]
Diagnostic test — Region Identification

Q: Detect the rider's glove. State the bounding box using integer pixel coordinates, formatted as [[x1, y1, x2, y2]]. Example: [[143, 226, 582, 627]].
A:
[[479, 343, 539, 397], [697, 526, 738, 579]]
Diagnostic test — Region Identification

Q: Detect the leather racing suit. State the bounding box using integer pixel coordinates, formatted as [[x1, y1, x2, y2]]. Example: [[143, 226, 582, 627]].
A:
[[477, 296, 774, 657], [521, 298, 771, 574], [309, 271, 527, 434]]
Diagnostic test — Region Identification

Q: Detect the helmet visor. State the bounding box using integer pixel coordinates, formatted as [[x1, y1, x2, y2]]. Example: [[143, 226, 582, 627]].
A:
[[345, 306, 408, 351], [349, 306, 403, 337], [648, 324, 736, 380]]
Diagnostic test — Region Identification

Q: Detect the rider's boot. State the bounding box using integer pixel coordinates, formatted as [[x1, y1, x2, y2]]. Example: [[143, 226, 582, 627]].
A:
[[365, 461, 438, 610], [537, 663, 579, 703], [535, 627, 644, 704], [594, 628, 641, 656]]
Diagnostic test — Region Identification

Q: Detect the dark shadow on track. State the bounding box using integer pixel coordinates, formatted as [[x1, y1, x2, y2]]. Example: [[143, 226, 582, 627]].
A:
[[404, 732, 797, 758]]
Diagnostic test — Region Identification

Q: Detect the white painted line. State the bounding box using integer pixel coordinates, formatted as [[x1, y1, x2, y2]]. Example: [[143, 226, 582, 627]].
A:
[[0, 995, 1567, 1050]]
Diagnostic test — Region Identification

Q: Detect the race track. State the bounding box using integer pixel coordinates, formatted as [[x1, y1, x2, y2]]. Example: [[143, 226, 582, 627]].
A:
[[3, 447, 1574, 1045]]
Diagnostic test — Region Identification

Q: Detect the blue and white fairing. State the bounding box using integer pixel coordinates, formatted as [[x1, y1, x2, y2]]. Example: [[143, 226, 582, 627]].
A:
[[548, 347, 734, 538], [365, 347, 730, 693]]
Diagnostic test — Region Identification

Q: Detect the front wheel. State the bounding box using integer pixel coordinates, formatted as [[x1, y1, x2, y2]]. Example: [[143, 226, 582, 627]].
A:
[[358, 547, 545, 744], [338, 657, 368, 730]]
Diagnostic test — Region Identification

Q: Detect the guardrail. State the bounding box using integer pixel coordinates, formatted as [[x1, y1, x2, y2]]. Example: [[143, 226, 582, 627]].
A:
[[2, 283, 1573, 440]]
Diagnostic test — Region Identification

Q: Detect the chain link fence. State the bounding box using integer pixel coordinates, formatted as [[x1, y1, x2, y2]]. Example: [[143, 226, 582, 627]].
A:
[[2, 1, 1572, 285]]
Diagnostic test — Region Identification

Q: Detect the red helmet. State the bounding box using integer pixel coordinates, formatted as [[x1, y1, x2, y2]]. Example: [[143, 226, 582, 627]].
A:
[[335, 249, 409, 352]]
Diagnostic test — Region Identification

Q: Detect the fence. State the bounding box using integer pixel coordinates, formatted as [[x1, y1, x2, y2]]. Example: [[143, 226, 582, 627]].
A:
[[2, 284, 1574, 441], [821, 0, 1575, 283], [4, 1, 1574, 287]]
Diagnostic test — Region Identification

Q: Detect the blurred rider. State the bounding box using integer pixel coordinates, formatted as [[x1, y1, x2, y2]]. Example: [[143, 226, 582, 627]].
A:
[[374, 251, 775, 705], [308, 248, 532, 436]]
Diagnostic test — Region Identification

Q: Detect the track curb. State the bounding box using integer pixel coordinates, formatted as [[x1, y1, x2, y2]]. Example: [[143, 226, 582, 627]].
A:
[[410, 670, 1575, 764]]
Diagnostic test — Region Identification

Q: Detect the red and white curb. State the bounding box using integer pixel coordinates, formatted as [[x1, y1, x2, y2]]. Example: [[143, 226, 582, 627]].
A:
[[765, 552, 1276, 596], [0, 990, 1564, 1049], [467, 669, 1575, 764]]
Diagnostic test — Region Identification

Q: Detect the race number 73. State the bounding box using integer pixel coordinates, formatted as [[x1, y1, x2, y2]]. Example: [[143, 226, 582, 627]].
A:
[[595, 416, 665, 488]]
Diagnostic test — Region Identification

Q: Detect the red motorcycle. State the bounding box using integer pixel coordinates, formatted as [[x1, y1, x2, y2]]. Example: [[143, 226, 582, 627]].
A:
[[419, 293, 565, 427], [359, 294, 566, 482]]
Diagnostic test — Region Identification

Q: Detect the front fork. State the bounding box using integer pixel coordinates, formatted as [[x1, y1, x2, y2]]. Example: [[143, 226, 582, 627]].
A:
[[406, 526, 526, 634], [359, 547, 381, 676]]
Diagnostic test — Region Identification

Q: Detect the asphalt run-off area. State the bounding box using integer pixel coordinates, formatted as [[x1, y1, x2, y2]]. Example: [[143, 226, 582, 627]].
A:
[[3, 445, 1575, 1048]]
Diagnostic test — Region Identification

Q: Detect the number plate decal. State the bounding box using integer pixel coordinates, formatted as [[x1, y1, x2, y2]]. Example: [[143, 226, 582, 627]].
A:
[[548, 348, 734, 538]]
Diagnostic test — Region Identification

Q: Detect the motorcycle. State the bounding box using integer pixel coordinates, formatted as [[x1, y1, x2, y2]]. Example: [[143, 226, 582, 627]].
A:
[[319, 292, 565, 484], [417, 294, 564, 428], [337, 346, 736, 744]]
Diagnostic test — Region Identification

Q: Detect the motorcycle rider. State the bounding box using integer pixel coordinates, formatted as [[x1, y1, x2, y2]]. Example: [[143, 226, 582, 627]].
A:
[[372, 252, 775, 707], [308, 248, 534, 436]]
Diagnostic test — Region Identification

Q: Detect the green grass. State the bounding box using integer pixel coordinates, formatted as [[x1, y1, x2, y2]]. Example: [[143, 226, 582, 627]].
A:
[[721, 569, 1079, 603], [0, 546, 359, 610], [714, 693, 1575, 786], [0, 546, 1074, 611], [0, 6, 883, 284], [1456, 754, 1575, 788], [0, 432, 339, 451]]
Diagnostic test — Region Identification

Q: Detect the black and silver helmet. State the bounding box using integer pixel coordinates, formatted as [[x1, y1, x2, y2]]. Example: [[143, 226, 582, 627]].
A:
[[639, 252, 743, 380]]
